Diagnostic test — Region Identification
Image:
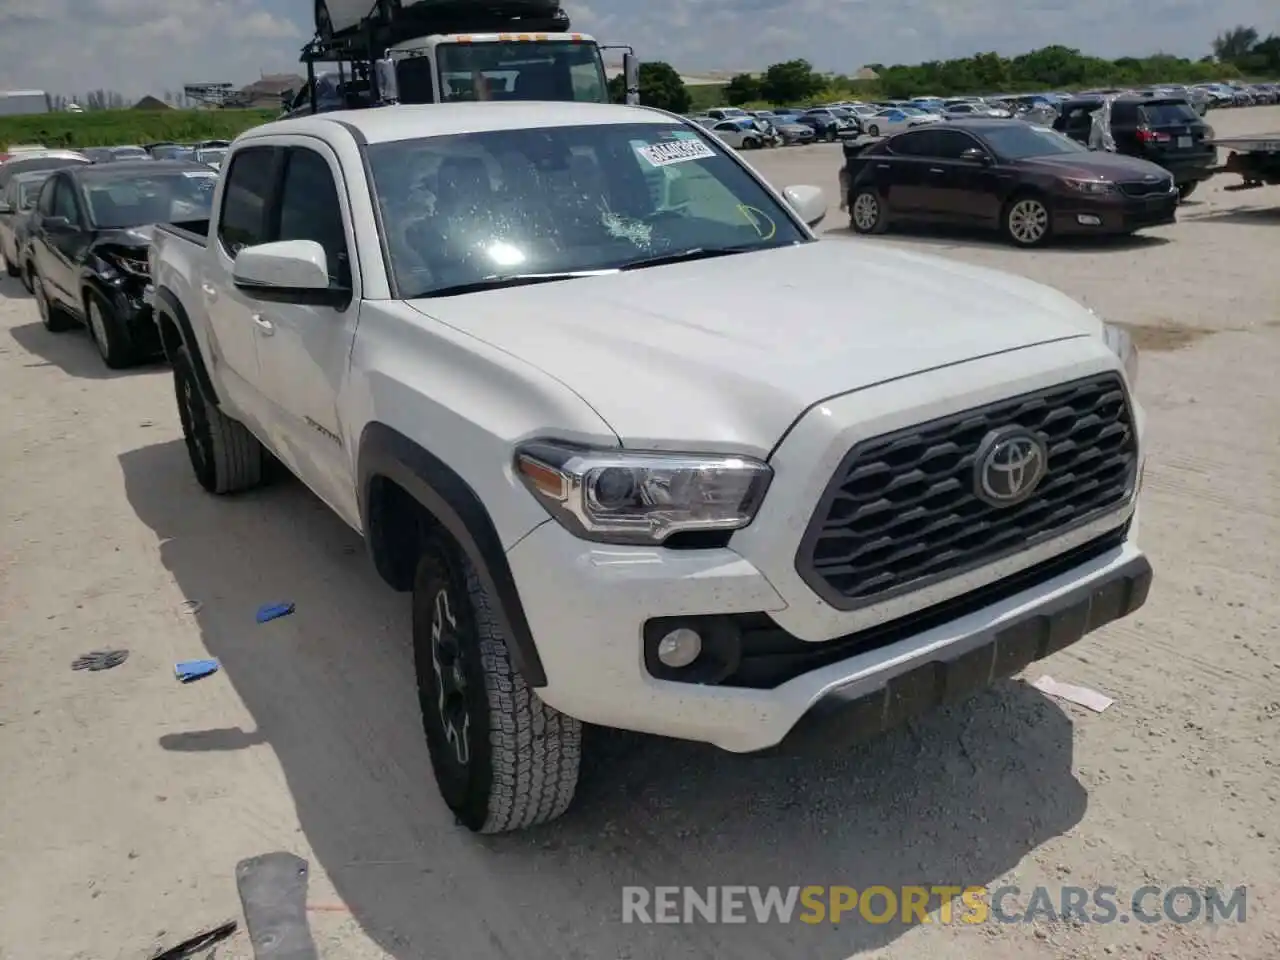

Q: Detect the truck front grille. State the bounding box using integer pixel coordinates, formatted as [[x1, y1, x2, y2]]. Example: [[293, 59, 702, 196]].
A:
[[796, 373, 1137, 610]]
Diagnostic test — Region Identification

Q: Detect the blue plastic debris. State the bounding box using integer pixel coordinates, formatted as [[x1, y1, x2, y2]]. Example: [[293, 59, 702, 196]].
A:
[[256, 602, 296, 624], [175, 659, 220, 683]]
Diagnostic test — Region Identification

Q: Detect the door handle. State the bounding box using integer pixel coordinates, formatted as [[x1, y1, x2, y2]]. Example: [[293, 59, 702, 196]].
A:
[[201, 282, 217, 300], [929, 167, 945, 174], [875, 163, 890, 169], [251, 313, 274, 335]]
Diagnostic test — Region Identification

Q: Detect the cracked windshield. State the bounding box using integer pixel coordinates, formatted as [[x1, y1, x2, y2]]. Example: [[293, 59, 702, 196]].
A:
[[367, 122, 806, 296]]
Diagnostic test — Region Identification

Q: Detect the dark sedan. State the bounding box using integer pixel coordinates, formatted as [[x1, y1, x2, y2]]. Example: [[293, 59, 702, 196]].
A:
[[25, 160, 218, 368], [842, 119, 1178, 247]]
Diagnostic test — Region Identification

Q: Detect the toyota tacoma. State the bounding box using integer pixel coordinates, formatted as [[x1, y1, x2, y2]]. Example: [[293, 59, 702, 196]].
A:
[[148, 101, 1151, 833]]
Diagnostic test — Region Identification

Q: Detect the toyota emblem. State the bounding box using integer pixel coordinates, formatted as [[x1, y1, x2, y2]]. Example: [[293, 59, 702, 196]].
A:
[[974, 427, 1048, 506]]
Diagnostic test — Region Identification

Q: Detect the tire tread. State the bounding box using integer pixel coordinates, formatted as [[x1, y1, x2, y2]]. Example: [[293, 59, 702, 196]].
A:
[[464, 559, 581, 833]]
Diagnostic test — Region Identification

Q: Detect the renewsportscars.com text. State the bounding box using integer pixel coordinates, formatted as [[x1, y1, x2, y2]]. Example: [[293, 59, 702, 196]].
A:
[[621, 885, 1248, 926]]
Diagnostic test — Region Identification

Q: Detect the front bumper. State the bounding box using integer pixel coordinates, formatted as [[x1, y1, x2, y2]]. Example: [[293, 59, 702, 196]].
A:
[[105, 280, 160, 353], [510, 517, 1146, 752], [1053, 192, 1177, 234], [508, 341, 1148, 753], [772, 552, 1150, 754]]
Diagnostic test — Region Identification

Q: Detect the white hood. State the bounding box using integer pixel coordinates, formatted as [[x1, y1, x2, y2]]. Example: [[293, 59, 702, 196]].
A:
[[409, 240, 1100, 455]]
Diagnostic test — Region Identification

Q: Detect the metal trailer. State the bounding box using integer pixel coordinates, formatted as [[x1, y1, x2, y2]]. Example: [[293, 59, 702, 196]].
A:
[[0, 91, 50, 117], [1210, 136, 1280, 190], [288, 0, 637, 116]]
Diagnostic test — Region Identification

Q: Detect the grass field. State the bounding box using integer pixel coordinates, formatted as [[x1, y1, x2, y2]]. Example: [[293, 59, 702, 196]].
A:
[[0, 109, 278, 149]]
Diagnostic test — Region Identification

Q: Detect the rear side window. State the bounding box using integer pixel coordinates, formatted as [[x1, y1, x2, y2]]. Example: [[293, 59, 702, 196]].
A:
[[218, 146, 277, 256], [1139, 101, 1198, 125], [889, 130, 938, 156], [276, 147, 350, 286]]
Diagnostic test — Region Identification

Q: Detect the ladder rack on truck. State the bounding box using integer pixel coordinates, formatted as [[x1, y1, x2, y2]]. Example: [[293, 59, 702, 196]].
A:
[[287, 0, 637, 115], [1210, 135, 1280, 190]]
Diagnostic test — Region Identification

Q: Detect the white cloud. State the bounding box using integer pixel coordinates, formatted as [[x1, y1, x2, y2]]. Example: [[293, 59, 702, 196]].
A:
[[0, 0, 1275, 97]]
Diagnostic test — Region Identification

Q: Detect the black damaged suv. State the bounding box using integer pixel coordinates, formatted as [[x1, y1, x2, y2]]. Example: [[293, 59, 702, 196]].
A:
[[1054, 95, 1216, 199]]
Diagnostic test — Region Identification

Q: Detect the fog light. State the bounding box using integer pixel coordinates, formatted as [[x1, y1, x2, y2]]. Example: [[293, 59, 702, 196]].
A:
[[1077, 214, 1101, 226], [656, 628, 702, 668]]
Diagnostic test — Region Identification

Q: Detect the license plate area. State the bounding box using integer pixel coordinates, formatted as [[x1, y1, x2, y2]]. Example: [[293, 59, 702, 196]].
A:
[[1177, 136, 1192, 149]]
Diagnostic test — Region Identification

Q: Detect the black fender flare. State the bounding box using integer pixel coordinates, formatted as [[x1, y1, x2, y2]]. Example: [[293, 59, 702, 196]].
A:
[[153, 287, 220, 404], [357, 422, 547, 687]]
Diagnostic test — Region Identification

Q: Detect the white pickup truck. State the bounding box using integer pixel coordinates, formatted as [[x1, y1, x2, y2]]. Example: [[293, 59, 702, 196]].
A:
[[148, 101, 1151, 834]]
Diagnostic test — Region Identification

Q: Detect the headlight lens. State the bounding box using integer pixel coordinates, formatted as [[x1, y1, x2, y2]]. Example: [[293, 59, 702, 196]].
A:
[[1063, 177, 1115, 194], [514, 441, 772, 545], [1102, 322, 1139, 385]]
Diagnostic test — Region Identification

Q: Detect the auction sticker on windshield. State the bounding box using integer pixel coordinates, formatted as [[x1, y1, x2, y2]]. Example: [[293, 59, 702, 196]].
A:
[[636, 139, 716, 166]]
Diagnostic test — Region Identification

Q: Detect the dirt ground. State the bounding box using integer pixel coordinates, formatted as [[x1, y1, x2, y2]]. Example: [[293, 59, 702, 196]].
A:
[[1, 107, 1278, 960]]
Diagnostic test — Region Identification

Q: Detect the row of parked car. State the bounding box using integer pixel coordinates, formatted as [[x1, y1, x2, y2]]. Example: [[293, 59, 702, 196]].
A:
[[690, 79, 1277, 153], [0, 145, 220, 367]]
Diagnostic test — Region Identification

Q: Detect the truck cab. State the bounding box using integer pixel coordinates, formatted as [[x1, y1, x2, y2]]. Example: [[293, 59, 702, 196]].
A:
[[292, 0, 634, 114], [383, 31, 609, 104]]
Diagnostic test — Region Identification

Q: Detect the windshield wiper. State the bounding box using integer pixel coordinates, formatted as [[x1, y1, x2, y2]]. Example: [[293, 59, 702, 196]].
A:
[[617, 245, 763, 271], [413, 270, 614, 298]]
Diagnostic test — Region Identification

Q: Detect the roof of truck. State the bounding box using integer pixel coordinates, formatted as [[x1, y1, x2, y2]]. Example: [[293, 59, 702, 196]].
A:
[[239, 101, 676, 146]]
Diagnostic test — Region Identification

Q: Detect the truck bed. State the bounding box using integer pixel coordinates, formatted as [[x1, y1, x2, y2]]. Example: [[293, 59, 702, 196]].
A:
[[1209, 135, 1280, 153], [155, 219, 210, 247]]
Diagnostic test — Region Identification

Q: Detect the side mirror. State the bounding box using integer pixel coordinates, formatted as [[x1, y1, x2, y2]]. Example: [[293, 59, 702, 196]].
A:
[[961, 147, 990, 164], [783, 184, 827, 228], [623, 52, 640, 106], [44, 215, 73, 231], [232, 239, 349, 308]]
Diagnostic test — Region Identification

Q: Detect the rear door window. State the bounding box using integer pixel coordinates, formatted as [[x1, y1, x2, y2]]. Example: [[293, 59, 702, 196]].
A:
[[890, 130, 940, 156]]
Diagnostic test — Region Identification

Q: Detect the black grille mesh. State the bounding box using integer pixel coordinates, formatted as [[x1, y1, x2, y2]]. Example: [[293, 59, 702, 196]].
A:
[[797, 373, 1137, 608], [1119, 179, 1172, 197]]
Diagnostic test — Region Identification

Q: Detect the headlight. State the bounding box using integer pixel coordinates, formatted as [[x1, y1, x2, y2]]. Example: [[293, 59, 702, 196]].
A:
[[514, 441, 772, 545], [1063, 177, 1115, 194], [1102, 322, 1139, 385]]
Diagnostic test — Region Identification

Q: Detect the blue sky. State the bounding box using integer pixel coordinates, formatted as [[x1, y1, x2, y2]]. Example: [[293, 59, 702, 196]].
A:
[[0, 0, 1276, 98]]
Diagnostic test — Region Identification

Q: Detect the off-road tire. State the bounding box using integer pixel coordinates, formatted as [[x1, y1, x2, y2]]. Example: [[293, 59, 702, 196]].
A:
[[172, 345, 265, 494], [413, 537, 581, 833], [31, 271, 76, 332], [86, 293, 139, 369]]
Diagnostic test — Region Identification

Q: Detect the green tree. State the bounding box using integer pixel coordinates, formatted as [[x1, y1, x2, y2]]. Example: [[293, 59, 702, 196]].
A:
[[607, 61, 691, 113], [1213, 25, 1259, 61], [759, 59, 825, 104], [724, 73, 760, 106]]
